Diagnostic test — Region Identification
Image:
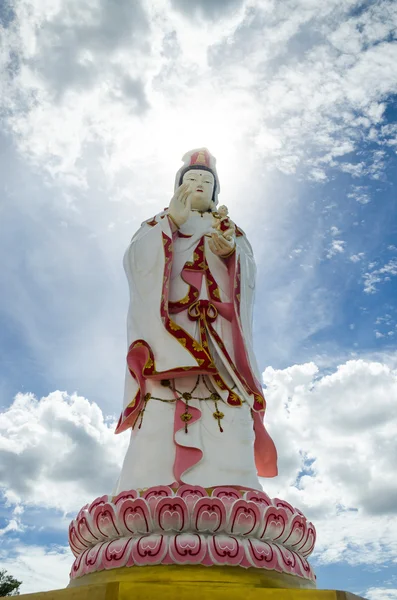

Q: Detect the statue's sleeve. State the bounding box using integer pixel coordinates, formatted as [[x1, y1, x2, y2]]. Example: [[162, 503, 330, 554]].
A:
[[124, 217, 168, 290], [234, 232, 262, 387], [123, 212, 196, 362], [119, 213, 199, 431]]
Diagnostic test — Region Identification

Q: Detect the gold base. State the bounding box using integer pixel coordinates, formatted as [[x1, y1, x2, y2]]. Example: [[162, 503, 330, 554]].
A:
[[68, 564, 315, 590], [16, 564, 365, 599]]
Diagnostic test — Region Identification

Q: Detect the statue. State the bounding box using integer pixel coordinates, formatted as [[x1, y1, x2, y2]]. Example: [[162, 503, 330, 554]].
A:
[[113, 148, 278, 494], [67, 149, 318, 595]]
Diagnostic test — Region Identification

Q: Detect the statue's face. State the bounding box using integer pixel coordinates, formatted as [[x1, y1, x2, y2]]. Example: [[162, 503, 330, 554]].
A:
[[182, 169, 215, 211], [218, 205, 228, 217]]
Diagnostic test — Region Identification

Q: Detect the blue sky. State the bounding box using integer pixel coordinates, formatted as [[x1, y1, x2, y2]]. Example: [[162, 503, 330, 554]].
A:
[[1, 0, 397, 597]]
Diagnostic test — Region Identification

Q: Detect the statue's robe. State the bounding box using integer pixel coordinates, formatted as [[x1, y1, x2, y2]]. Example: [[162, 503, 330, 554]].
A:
[[114, 210, 277, 493]]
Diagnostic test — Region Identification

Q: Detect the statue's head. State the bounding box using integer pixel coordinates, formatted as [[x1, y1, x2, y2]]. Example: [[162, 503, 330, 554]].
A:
[[174, 148, 220, 211], [181, 168, 215, 212]]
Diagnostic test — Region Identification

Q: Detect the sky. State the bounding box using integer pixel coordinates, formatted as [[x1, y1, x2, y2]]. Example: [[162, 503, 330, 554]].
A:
[[0, 0, 396, 597]]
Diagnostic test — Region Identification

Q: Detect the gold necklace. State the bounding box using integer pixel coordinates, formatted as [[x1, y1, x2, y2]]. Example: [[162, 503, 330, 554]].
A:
[[191, 209, 213, 218]]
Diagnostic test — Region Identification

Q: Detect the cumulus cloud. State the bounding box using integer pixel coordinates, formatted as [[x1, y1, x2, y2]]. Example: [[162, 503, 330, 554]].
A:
[[0, 391, 128, 512], [262, 358, 397, 565]]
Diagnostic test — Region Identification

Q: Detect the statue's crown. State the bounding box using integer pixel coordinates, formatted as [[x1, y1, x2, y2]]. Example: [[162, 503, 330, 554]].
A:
[[189, 149, 211, 168]]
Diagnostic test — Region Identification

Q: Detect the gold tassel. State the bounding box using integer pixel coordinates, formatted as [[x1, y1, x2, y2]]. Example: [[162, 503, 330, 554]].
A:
[[180, 392, 193, 433], [138, 393, 151, 429], [212, 398, 224, 433]]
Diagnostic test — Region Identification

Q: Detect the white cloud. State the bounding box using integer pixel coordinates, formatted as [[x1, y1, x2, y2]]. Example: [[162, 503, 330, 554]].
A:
[[366, 589, 397, 600], [0, 391, 128, 512], [0, 545, 72, 594], [308, 168, 328, 182], [0, 517, 23, 536], [350, 253, 365, 263], [363, 259, 397, 294], [170, 0, 244, 21], [326, 239, 346, 258], [1, 0, 397, 193], [348, 186, 371, 205], [262, 358, 397, 566], [375, 315, 393, 327], [209, 2, 397, 176], [340, 162, 366, 178]]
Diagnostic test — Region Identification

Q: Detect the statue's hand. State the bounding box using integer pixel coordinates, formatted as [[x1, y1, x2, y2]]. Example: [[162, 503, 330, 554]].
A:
[[168, 183, 192, 228], [208, 232, 235, 257]]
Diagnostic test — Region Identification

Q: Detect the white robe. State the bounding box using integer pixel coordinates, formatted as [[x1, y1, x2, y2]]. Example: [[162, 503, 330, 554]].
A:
[[113, 210, 277, 494]]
